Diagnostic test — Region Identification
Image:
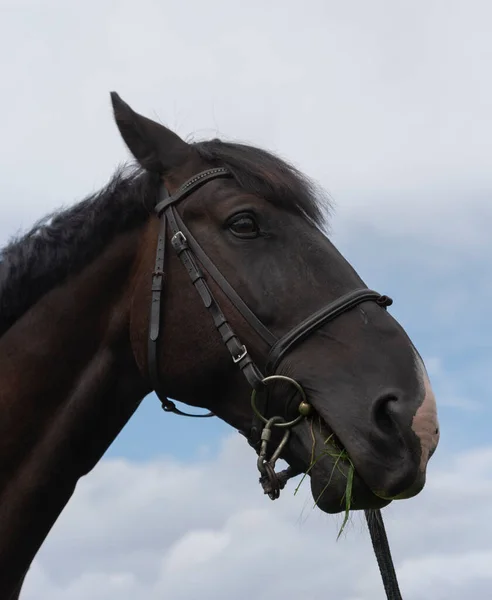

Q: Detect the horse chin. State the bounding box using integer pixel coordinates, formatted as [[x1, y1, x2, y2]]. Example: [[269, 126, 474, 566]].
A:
[[309, 458, 392, 514], [287, 418, 391, 514]]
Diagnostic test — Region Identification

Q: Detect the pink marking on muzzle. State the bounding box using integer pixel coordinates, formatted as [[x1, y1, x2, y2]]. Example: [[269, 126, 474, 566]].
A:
[[413, 357, 440, 472]]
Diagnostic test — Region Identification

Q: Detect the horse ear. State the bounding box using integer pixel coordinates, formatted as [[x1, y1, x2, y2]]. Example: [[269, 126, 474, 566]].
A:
[[110, 92, 191, 174]]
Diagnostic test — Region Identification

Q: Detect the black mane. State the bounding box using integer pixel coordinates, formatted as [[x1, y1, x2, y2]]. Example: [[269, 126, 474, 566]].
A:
[[0, 166, 159, 337], [0, 140, 328, 337]]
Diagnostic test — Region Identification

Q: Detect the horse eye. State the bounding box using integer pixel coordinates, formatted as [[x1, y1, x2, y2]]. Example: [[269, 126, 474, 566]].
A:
[[228, 214, 259, 238]]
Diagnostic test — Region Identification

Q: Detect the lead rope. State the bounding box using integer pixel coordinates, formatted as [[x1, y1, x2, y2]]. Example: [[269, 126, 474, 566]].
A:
[[365, 509, 403, 600]]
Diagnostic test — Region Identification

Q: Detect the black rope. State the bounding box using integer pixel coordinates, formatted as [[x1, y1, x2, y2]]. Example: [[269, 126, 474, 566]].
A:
[[365, 509, 403, 600]]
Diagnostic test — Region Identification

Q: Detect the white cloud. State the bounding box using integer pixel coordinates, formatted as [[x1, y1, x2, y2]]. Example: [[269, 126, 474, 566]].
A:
[[420, 356, 483, 412], [1, 0, 491, 253], [21, 434, 492, 600]]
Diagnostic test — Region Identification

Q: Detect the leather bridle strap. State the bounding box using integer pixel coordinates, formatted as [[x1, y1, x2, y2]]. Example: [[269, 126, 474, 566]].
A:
[[154, 167, 233, 214], [248, 289, 393, 450], [167, 207, 264, 390], [266, 290, 393, 374], [147, 167, 264, 417], [171, 210, 277, 348], [148, 168, 234, 415]]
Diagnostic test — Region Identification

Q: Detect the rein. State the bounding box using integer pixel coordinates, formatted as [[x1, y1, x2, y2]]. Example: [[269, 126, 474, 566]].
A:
[[147, 167, 402, 599]]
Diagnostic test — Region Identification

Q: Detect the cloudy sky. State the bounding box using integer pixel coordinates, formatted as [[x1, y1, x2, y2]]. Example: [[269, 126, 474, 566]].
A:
[[1, 1, 491, 598]]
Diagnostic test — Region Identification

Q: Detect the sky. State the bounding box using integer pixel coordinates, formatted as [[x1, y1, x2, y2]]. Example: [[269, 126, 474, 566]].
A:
[[1, 0, 491, 598]]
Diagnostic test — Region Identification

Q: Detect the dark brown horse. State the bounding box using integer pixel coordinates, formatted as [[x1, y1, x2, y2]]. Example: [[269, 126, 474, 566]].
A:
[[0, 94, 439, 599]]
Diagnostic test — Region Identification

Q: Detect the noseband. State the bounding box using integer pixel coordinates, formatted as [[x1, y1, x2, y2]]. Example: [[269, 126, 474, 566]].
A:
[[147, 167, 401, 600], [147, 167, 392, 490]]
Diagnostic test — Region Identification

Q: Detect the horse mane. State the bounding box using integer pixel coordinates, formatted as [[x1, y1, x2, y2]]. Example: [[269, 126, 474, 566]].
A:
[[0, 166, 158, 337], [193, 139, 328, 226], [0, 139, 329, 337]]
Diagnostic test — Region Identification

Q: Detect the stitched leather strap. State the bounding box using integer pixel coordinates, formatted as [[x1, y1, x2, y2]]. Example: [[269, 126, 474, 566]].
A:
[[266, 290, 393, 373], [147, 167, 266, 417], [172, 211, 277, 348], [155, 168, 231, 215], [168, 207, 264, 390]]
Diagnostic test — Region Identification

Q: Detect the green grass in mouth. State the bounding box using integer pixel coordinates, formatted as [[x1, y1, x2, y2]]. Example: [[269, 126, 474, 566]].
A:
[[293, 421, 355, 539]]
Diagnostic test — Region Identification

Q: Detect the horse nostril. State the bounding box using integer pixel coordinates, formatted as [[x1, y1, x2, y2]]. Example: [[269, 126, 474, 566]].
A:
[[372, 393, 399, 435]]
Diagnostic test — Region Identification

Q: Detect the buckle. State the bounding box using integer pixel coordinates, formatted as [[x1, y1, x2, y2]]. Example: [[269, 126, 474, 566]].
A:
[[171, 231, 188, 252], [233, 345, 248, 363]]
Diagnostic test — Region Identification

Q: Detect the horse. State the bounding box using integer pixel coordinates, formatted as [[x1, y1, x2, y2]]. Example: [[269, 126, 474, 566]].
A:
[[0, 93, 439, 599]]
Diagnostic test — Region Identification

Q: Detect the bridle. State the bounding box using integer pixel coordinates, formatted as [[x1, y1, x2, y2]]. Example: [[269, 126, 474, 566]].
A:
[[147, 167, 403, 599]]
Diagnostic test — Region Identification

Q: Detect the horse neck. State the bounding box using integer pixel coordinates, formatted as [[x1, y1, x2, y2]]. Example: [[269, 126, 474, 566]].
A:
[[0, 228, 149, 596]]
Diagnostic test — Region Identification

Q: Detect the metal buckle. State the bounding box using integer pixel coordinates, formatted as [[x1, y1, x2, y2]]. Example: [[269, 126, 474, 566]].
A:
[[233, 345, 248, 363], [171, 231, 187, 250]]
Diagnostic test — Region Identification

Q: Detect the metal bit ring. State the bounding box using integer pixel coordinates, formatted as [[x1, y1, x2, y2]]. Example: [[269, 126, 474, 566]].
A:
[[251, 375, 312, 428]]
